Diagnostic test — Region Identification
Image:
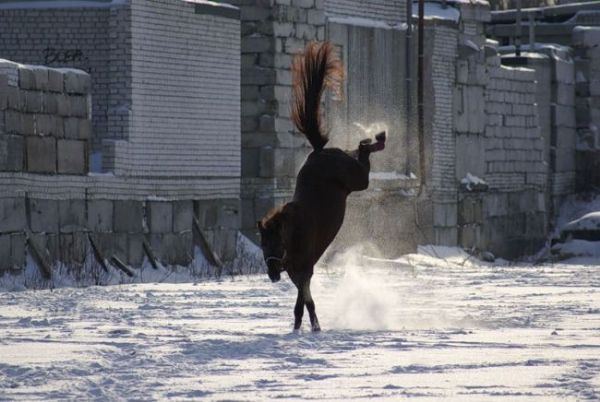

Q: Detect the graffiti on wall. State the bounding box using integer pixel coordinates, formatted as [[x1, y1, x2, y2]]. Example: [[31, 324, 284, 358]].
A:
[[43, 47, 89, 65]]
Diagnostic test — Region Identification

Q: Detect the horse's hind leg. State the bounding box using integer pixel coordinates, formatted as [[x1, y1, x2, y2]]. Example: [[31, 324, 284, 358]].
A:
[[303, 278, 320, 332]]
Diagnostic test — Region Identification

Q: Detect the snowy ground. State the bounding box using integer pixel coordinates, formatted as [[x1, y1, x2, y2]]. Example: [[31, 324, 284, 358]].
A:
[[0, 247, 599, 401]]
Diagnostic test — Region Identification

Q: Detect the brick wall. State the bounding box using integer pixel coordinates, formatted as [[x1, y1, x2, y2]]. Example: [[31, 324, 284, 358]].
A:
[[108, 0, 241, 178], [428, 23, 459, 246], [325, 0, 406, 25], [0, 5, 118, 154]]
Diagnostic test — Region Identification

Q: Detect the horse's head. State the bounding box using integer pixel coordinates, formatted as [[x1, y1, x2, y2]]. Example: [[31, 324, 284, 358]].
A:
[[257, 202, 297, 283]]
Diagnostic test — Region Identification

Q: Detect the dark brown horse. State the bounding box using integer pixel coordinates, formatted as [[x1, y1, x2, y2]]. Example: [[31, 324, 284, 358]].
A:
[[257, 42, 385, 332]]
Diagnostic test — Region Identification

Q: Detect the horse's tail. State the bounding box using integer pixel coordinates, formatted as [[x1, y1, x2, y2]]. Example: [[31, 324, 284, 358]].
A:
[[291, 41, 343, 151]]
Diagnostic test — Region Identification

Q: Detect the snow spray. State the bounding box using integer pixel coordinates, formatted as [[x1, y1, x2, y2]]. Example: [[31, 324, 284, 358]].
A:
[[314, 244, 402, 331]]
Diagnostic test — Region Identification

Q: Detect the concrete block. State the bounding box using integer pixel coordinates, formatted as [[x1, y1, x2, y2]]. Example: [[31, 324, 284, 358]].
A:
[[242, 147, 260, 177], [36, 114, 53, 136], [33, 68, 49, 91], [459, 224, 481, 249], [48, 69, 64, 92], [128, 234, 144, 267], [0, 135, 24, 171], [152, 232, 193, 266], [20, 113, 35, 136], [93, 233, 119, 262], [0, 234, 9, 271], [114, 201, 144, 233], [63, 70, 91, 95], [217, 199, 240, 230], [70, 96, 88, 117], [4, 111, 20, 134], [0, 198, 26, 233], [0, 233, 25, 271], [6, 87, 24, 110], [307, 9, 324, 25], [555, 83, 575, 106], [26, 137, 56, 173], [59, 199, 86, 233], [25, 234, 50, 268], [29, 198, 59, 233], [57, 94, 71, 116], [214, 229, 237, 262], [459, 196, 483, 225], [88, 200, 113, 232], [59, 232, 87, 264], [456, 134, 485, 179], [590, 80, 600, 97], [173, 200, 193, 233], [273, 22, 294, 38], [10, 236, 24, 271], [147, 201, 173, 233], [18, 68, 35, 90], [24, 91, 42, 113], [483, 193, 508, 217], [195, 200, 220, 228], [572, 26, 600, 48], [242, 36, 274, 53], [57, 140, 86, 175], [42, 93, 58, 115], [241, 6, 272, 21], [0, 75, 7, 111], [434, 227, 458, 246], [295, 23, 317, 40], [456, 61, 469, 84], [79, 119, 91, 140], [433, 202, 457, 227]]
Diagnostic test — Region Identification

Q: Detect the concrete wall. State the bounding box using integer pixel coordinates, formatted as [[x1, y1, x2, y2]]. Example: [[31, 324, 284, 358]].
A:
[[453, 4, 552, 258], [573, 26, 600, 192], [0, 60, 240, 277], [0, 1, 243, 278], [0, 60, 91, 175]]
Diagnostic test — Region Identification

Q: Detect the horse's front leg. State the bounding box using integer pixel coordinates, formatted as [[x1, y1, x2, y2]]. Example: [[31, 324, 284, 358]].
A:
[[293, 285, 305, 331], [293, 291, 305, 331], [303, 277, 320, 332]]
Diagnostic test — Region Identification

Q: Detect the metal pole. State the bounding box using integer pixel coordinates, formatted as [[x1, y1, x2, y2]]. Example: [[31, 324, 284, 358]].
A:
[[418, 0, 425, 193], [516, 0, 522, 56], [405, 0, 412, 175], [528, 12, 536, 51]]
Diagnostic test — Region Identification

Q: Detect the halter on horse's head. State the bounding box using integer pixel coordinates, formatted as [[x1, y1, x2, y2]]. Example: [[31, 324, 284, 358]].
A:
[[257, 202, 297, 282]]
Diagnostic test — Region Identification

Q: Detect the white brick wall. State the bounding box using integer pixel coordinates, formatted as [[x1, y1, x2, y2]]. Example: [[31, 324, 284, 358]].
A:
[[0, 172, 240, 201], [121, 0, 240, 178], [431, 26, 458, 195], [326, 0, 406, 25], [484, 65, 545, 192]]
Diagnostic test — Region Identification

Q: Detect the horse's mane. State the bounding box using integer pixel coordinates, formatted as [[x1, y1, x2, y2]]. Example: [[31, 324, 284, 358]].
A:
[[259, 202, 298, 232], [291, 41, 343, 151]]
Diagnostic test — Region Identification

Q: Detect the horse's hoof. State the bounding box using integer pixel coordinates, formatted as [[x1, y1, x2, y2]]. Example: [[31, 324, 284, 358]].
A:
[[375, 131, 386, 142], [312, 325, 321, 332]]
